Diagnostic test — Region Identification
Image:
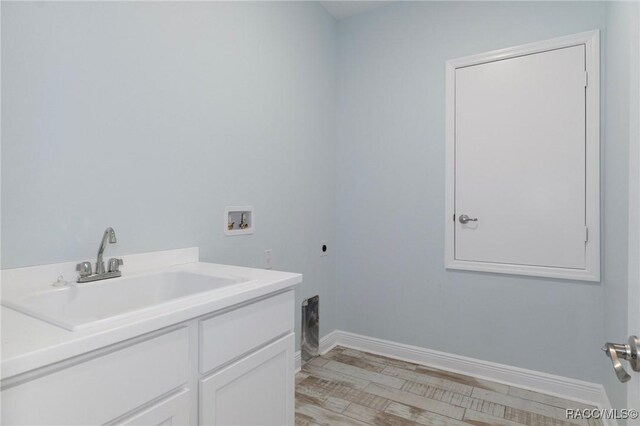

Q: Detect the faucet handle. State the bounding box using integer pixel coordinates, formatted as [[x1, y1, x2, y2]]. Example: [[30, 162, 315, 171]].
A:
[[76, 261, 92, 277], [107, 258, 123, 273]]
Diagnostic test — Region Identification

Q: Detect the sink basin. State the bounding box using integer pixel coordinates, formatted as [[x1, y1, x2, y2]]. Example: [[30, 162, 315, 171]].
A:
[[2, 271, 247, 331]]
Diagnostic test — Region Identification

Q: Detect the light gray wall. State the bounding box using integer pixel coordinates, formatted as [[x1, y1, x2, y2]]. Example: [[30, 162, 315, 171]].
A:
[[603, 0, 639, 412], [335, 1, 610, 384], [1, 1, 338, 343]]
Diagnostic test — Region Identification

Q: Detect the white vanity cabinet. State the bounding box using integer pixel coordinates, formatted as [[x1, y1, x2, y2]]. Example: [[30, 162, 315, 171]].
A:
[[1, 290, 296, 426]]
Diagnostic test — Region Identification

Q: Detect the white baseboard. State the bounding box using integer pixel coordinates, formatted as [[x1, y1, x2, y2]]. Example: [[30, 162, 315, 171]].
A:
[[296, 330, 616, 426]]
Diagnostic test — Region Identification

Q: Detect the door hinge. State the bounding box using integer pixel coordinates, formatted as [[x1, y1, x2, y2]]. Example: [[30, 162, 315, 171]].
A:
[[584, 71, 588, 88], [585, 226, 589, 243]]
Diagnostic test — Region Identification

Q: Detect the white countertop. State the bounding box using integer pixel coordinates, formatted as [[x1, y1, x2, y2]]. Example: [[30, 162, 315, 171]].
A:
[[1, 249, 301, 380]]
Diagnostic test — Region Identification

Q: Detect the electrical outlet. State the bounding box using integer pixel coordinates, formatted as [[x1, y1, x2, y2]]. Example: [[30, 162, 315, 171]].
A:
[[264, 249, 273, 269], [320, 241, 328, 256]]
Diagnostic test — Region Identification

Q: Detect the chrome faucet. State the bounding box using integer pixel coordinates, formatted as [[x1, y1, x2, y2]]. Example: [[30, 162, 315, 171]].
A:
[[76, 227, 123, 283]]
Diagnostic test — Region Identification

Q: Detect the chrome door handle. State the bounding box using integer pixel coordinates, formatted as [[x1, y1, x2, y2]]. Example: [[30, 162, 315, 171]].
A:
[[602, 336, 640, 383], [603, 343, 632, 382], [459, 214, 478, 224]]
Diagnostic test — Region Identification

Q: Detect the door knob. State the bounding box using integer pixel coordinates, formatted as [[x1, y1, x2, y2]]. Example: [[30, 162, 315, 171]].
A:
[[602, 336, 640, 383], [459, 214, 478, 224]]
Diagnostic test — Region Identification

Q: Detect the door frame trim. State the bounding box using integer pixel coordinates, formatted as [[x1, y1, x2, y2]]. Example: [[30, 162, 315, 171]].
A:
[[627, 5, 640, 411], [444, 30, 601, 282]]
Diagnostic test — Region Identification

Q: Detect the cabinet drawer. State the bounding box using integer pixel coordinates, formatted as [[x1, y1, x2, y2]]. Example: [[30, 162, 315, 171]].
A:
[[2, 327, 189, 426], [199, 290, 294, 374]]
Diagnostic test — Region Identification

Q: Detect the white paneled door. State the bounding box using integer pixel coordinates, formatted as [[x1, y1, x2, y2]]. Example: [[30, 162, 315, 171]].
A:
[[446, 31, 600, 281], [455, 45, 586, 268]]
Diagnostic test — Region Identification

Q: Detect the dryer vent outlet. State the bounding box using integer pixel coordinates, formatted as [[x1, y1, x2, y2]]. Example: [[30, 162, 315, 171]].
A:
[[301, 295, 319, 363]]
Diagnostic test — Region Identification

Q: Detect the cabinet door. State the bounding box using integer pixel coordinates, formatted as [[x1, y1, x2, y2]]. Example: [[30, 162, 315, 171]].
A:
[[199, 334, 294, 426], [114, 389, 190, 426], [445, 31, 600, 281]]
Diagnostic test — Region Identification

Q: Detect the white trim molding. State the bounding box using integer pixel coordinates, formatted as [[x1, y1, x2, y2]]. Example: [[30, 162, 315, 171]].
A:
[[444, 30, 601, 282], [298, 330, 615, 425], [626, 4, 640, 413]]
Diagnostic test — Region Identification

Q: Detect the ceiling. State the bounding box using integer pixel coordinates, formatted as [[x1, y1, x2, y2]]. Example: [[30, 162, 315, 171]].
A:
[[319, 1, 393, 20]]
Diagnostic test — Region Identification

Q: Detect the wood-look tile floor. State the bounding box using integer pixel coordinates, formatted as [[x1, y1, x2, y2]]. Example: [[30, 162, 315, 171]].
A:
[[295, 346, 601, 426]]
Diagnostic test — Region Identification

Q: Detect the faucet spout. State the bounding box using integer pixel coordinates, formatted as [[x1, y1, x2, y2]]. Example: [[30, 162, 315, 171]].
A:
[[96, 227, 117, 274]]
